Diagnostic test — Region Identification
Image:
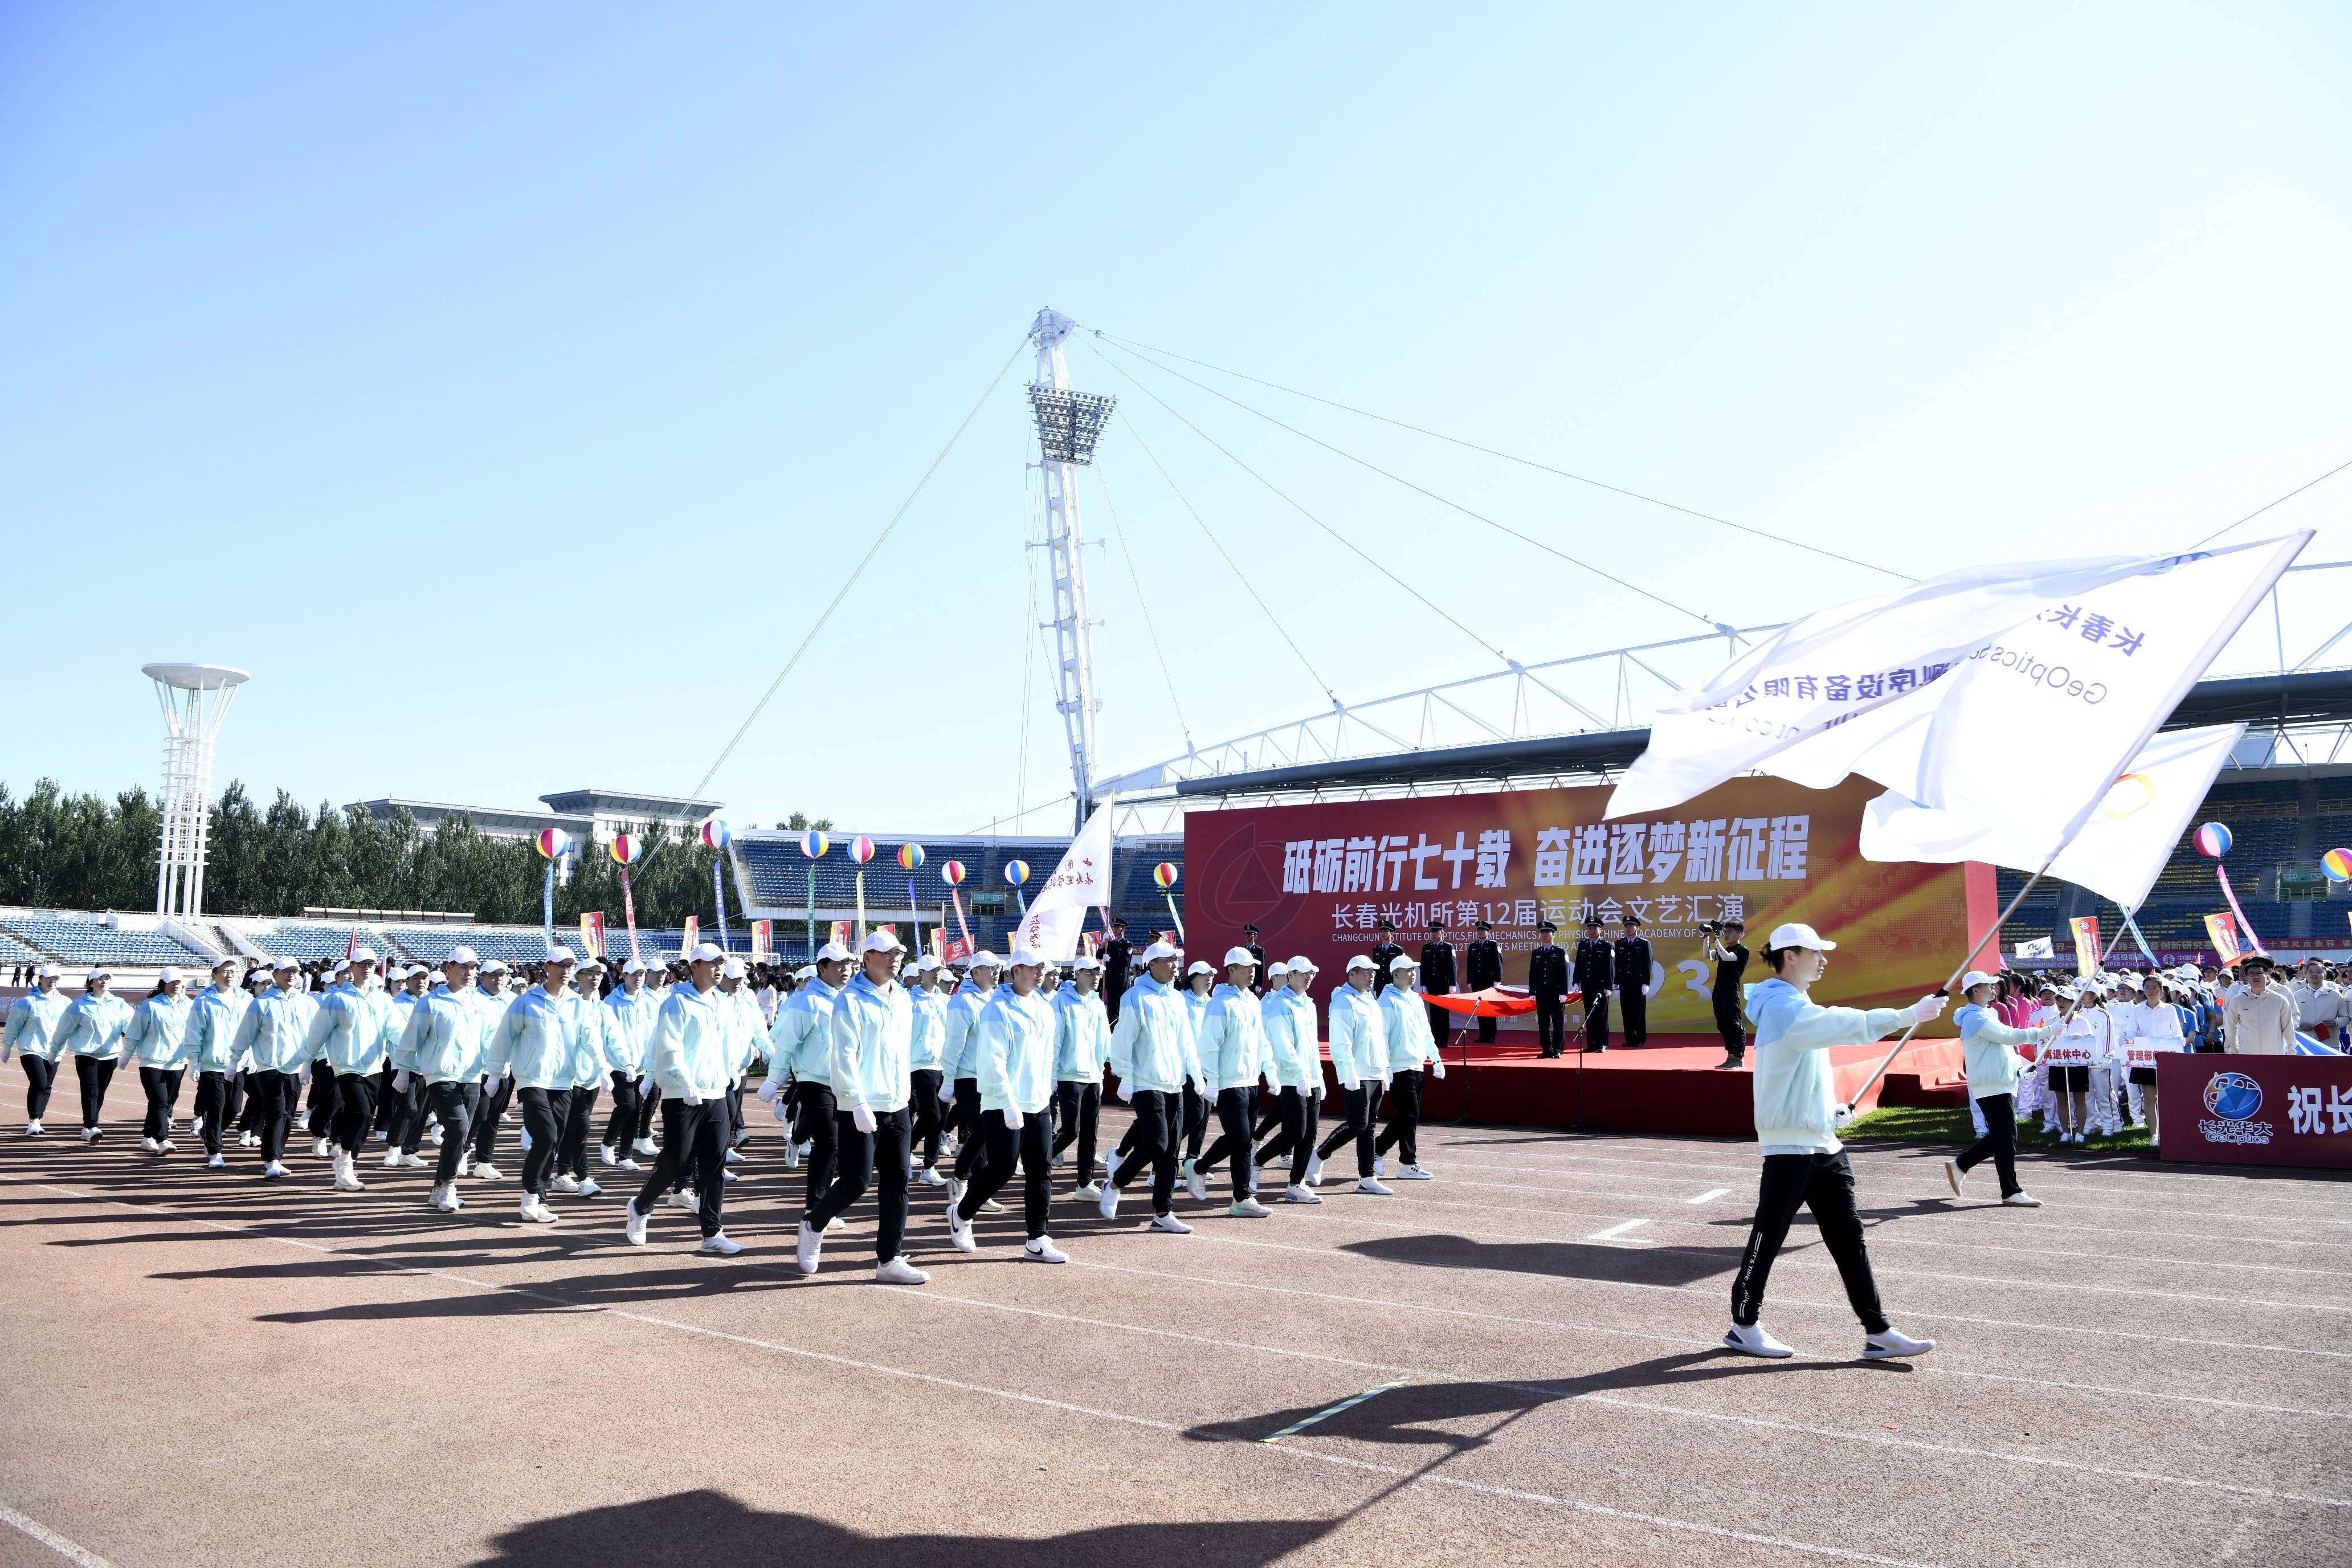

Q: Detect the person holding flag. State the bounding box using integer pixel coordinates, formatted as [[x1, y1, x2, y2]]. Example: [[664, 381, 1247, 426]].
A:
[[1724, 922, 1946, 1361], [1942, 969, 2053, 1207]]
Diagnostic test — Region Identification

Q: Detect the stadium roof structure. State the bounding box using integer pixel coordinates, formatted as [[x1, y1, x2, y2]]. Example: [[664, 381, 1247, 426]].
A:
[[538, 789, 722, 824], [348, 798, 597, 840]]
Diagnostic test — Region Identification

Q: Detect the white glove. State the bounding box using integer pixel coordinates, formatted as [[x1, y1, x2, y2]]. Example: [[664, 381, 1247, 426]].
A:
[[771, 1095, 791, 1123], [1430, 1059, 1446, 1080], [1643, 986, 1654, 999], [1340, 1077, 1359, 1093], [633, 1073, 647, 1092], [1117, 1083, 1133, 1103], [1911, 993, 1949, 1023], [1004, 1106, 1023, 1130], [1832, 1104, 1856, 1129], [756, 1078, 781, 1102], [684, 1089, 702, 1106], [852, 1105, 876, 1134], [390, 1072, 408, 1094]]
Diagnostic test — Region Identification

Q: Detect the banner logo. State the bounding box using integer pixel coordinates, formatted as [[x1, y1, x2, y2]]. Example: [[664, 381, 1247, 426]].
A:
[[2200, 1069, 2272, 1146]]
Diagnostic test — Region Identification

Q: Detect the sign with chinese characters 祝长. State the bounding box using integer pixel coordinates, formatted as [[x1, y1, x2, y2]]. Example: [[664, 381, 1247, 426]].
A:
[[1181, 775, 1993, 1034], [2157, 1053, 2352, 1171]]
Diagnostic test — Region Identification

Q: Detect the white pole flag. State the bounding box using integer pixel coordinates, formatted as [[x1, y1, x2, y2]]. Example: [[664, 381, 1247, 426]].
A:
[[1018, 800, 1116, 961], [1606, 536, 2309, 823], [1864, 721, 2245, 909]]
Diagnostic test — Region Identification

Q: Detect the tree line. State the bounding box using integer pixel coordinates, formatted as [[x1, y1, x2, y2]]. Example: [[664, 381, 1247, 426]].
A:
[[0, 778, 813, 929]]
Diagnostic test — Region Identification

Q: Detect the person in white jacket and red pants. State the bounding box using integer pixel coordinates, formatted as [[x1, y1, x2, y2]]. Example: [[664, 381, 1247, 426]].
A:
[[1724, 922, 1946, 1362]]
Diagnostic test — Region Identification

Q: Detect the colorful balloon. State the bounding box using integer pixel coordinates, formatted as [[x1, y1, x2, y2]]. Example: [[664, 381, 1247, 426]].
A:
[[699, 819, 730, 851], [798, 830, 829, 859], [2324, 848, 2352, 881], [940, 860, 966, 887], [2194, 822, 2232, 858], [1003, 859, 1030, 886], [897, 842, 925, 871], [850, 835, 876, 864], [534, 827, 571, 860], [1153, 861, 1179, 889], [609, 832, 644, 867]]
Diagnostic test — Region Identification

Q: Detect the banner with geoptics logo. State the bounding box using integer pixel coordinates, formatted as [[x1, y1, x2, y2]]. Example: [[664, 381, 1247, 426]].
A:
[[2158, 1054, 2352, 1170], [1183, 775, 1992, 1031]]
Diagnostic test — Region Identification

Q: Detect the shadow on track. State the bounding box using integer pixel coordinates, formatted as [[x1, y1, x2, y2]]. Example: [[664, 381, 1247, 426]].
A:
[[1337, 1230, 1737, 1288]]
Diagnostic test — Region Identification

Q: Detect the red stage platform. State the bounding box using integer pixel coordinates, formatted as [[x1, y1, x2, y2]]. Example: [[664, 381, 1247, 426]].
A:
[[1353, 1033, 1967, 1137]]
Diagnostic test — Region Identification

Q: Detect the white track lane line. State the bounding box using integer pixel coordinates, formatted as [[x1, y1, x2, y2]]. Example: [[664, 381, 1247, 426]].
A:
[[1687, 1187, 1732, 1204], [1585, 1219, 1653, 1244], [15, 1178, 1950, 1568], [0, 1503, 118, 1568], [1063, 1257, 2352, 1423], [1260, 1193, 2352, 1313]]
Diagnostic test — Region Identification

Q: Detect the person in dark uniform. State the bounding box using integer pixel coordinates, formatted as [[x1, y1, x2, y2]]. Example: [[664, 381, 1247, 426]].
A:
[[1240, 925, 1269, 994], [1101, 920, 1133, 1026], [1418, 921, 1456, 1044], [1528, 921, 1569, 1057], [1572, 917, 1614, 1052], [1465, 920, 1504, 1043], [1369, 920, 1404, 995], [1615, 914, 1653, 1048], [1706, 918, 1751, 1068]]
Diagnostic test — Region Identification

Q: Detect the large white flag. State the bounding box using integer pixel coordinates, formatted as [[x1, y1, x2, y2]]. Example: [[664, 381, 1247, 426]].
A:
[[1016, 800, 1116, 961], [1606, 536, 2306, 822], [1863, 721, 2245, 909]]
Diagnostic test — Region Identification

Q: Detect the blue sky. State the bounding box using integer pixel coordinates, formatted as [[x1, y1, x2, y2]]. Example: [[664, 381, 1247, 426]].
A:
[[3, 2, 2347, 834]]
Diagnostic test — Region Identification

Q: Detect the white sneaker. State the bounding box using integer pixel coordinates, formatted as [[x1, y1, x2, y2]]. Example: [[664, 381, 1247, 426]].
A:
[[1228, 1198, 1272, 1219], [312, 1137, 331, 1159], [599, 1145, 617, 1167], [1282, 1184, 1322, 1204], [1394, 1164, 1432, 1181], [981, 1197, 1004, 1212], [431, 1185, 462, 1213], [797, 1218, 824, 1274], [668, 1190, 697, 1211], [875, 1255, 930, 1285], [458, 1152, 474, 1177], [141, 1136, 161, 1154], [473, 1163, 502, 1181], [398, 1153, 426, 1169], [577, 1178, 601, 1198], [948, 1177, 966, 1210], [1148, 1212, 1192, 1234], [699, 1232, 743, 1256], [333, 1159, 365, 1194], [370, 1130, 387, 1142], [206, 1153, 227, 1169], [2002, 1191, 2044, 1207], [620, 1157, 642, 1171], [1305, 1152, 1324, 1185], [782, 1140, 801, 1170], [632, 1137, 659, 1156], [623, 1199, 648, 1245], [551, 1174, 581, 1194], [1097, 1182, 1121, 1220], [723, 1148, 743, 1165], [241, 1132, 260, 1148], [1183, 1165, 1210, 1203], [1863, 1328, 1936, 1360], [520, 1198, 558, 1224], [1373, 1155, 1389, 1178], [1103, 1150, 1125, 1187], [1722, 1323, 1795, 1358], [721, 1170, 738, 1184], [1943, 1159, 1966, 1198], [158, 1140, 175, 1153], [430, 1126, 444, 1146], [1355, 1177, 1393, 1195], [262, 1161, 290, 1179], [22, 1120, 42, 1136], [81, 1127, 98, 1143], [1073, 1182, 1101, 1200], [1023, 1236, 1068, 1264], [518, 1129, 532, 1152], [946, 1207, 978, 1254], [381, 1149, 402, 1169], [918, 1165, 948, 1187], [824, 1215, 847, 1233]]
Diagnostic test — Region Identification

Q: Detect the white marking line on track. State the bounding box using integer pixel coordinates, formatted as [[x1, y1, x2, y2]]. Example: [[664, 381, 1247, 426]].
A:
[[1585, 1219, 1654, 1245], [1064, 1258, 2352, 1423], [1687, 1187, 1732, 1204], [0, 1502, 118, 1568], [1277, 1192, 2352, 1313], [14, 1179, 1949, 1568]]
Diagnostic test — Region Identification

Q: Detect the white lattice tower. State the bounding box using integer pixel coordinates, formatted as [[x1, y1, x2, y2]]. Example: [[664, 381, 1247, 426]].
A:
[[142, 663, 250, 918], [1027, 308, 1116, 828]]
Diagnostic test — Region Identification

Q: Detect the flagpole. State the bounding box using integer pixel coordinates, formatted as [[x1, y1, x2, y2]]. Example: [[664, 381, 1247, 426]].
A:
[[1840, 859, 2055, 1118]]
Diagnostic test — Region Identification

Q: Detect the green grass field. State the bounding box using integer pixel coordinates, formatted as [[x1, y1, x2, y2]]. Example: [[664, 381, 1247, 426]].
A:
[[1843, 1102, 2156, 1157]]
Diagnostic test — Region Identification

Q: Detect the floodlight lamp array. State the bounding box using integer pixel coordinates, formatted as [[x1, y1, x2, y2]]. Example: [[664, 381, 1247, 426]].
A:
[[1028, 385, 1117, 465]]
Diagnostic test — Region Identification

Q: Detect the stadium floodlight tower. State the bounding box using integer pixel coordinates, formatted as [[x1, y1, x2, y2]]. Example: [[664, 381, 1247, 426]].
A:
[[1027, 308, 1116, 830], [142, 662, 250, 920]]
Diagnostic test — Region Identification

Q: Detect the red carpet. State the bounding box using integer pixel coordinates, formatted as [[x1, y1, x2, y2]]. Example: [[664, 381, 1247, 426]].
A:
[[1362, 1033, 1967, 1136]]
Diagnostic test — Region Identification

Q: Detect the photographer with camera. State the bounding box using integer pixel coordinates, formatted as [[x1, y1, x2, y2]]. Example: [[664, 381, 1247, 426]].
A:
[[1703, 918, 1751, 1069]]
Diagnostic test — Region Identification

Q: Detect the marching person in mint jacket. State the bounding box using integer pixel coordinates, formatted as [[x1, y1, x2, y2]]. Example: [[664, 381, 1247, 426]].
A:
[[798, 928, 928, 1285], [949, 945, 1064, 1262], [123, 967, 194, 1154], [1309, 955, 1391, 1195], [58, 967, 134, 1142], [624, 942, 743, 1255], [1724, 922, 1946, 1362], [1943, 969, 2055, 1208], [4, 963, 73, 1136]]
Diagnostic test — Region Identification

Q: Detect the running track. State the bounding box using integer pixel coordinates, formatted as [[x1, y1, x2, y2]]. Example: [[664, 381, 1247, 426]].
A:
[[2, 1103, 2346, 1567]]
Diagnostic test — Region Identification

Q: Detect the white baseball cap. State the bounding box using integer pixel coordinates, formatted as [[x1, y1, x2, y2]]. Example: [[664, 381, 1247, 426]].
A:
[[1186, 959, 1215, 976], [815, 941, 854, 965], [1140, 941, 1180, 963], [1345, 955, 1377, 972], [35, 962, 60, 979], [794, 965, 817, 981], [1266, 960, 1289, 977], [1959, 970, 1998, 991], [272, 956, 300, 971], [156, 966, 182, 984], [1072, 954, 1101, 971], [329, 958, 349, 975], [690, 941, 726, 963], [968, 950, 1001, 969], [861, 928, 904, 954], [544, 944, 577, 964], [446, 946, 480, 966], [211, 956, 238, 971], [1008, 946, 1046, 968], [1766, 922, 1836, 952], [721, 957, 747, 979], [620, 957, 648, 974], [351, 947, 378, 965], [900, 962, 921, 980], [916, 954, 941, 971], [1223, 946, 1257, 967], [1287, 955, 1317, 973], [480, 958, 508, 974], [1389, 954, 1419, 973], [87, 965, 113, 980]]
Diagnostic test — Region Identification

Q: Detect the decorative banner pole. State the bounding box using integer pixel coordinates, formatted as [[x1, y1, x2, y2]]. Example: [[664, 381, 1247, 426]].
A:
[[897, 842, 926, 958], [1153, 860, 1183, 942], [700, 819, 732, 954], [534, 828, 571, 945], [2197, 820, 2271, 956], [609, 832, 646, 962], [798, 830, 828, 962], [941, 859, 973, 959], [850, 835, 877, 940]]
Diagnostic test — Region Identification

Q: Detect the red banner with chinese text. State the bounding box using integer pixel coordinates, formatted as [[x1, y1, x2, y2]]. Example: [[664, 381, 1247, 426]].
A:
[[1182, 775, 1992, 1032]]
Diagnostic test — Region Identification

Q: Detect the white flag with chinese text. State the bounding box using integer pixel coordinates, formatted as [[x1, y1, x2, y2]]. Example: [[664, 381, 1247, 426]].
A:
[[1017, 800, 1116, 961]]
